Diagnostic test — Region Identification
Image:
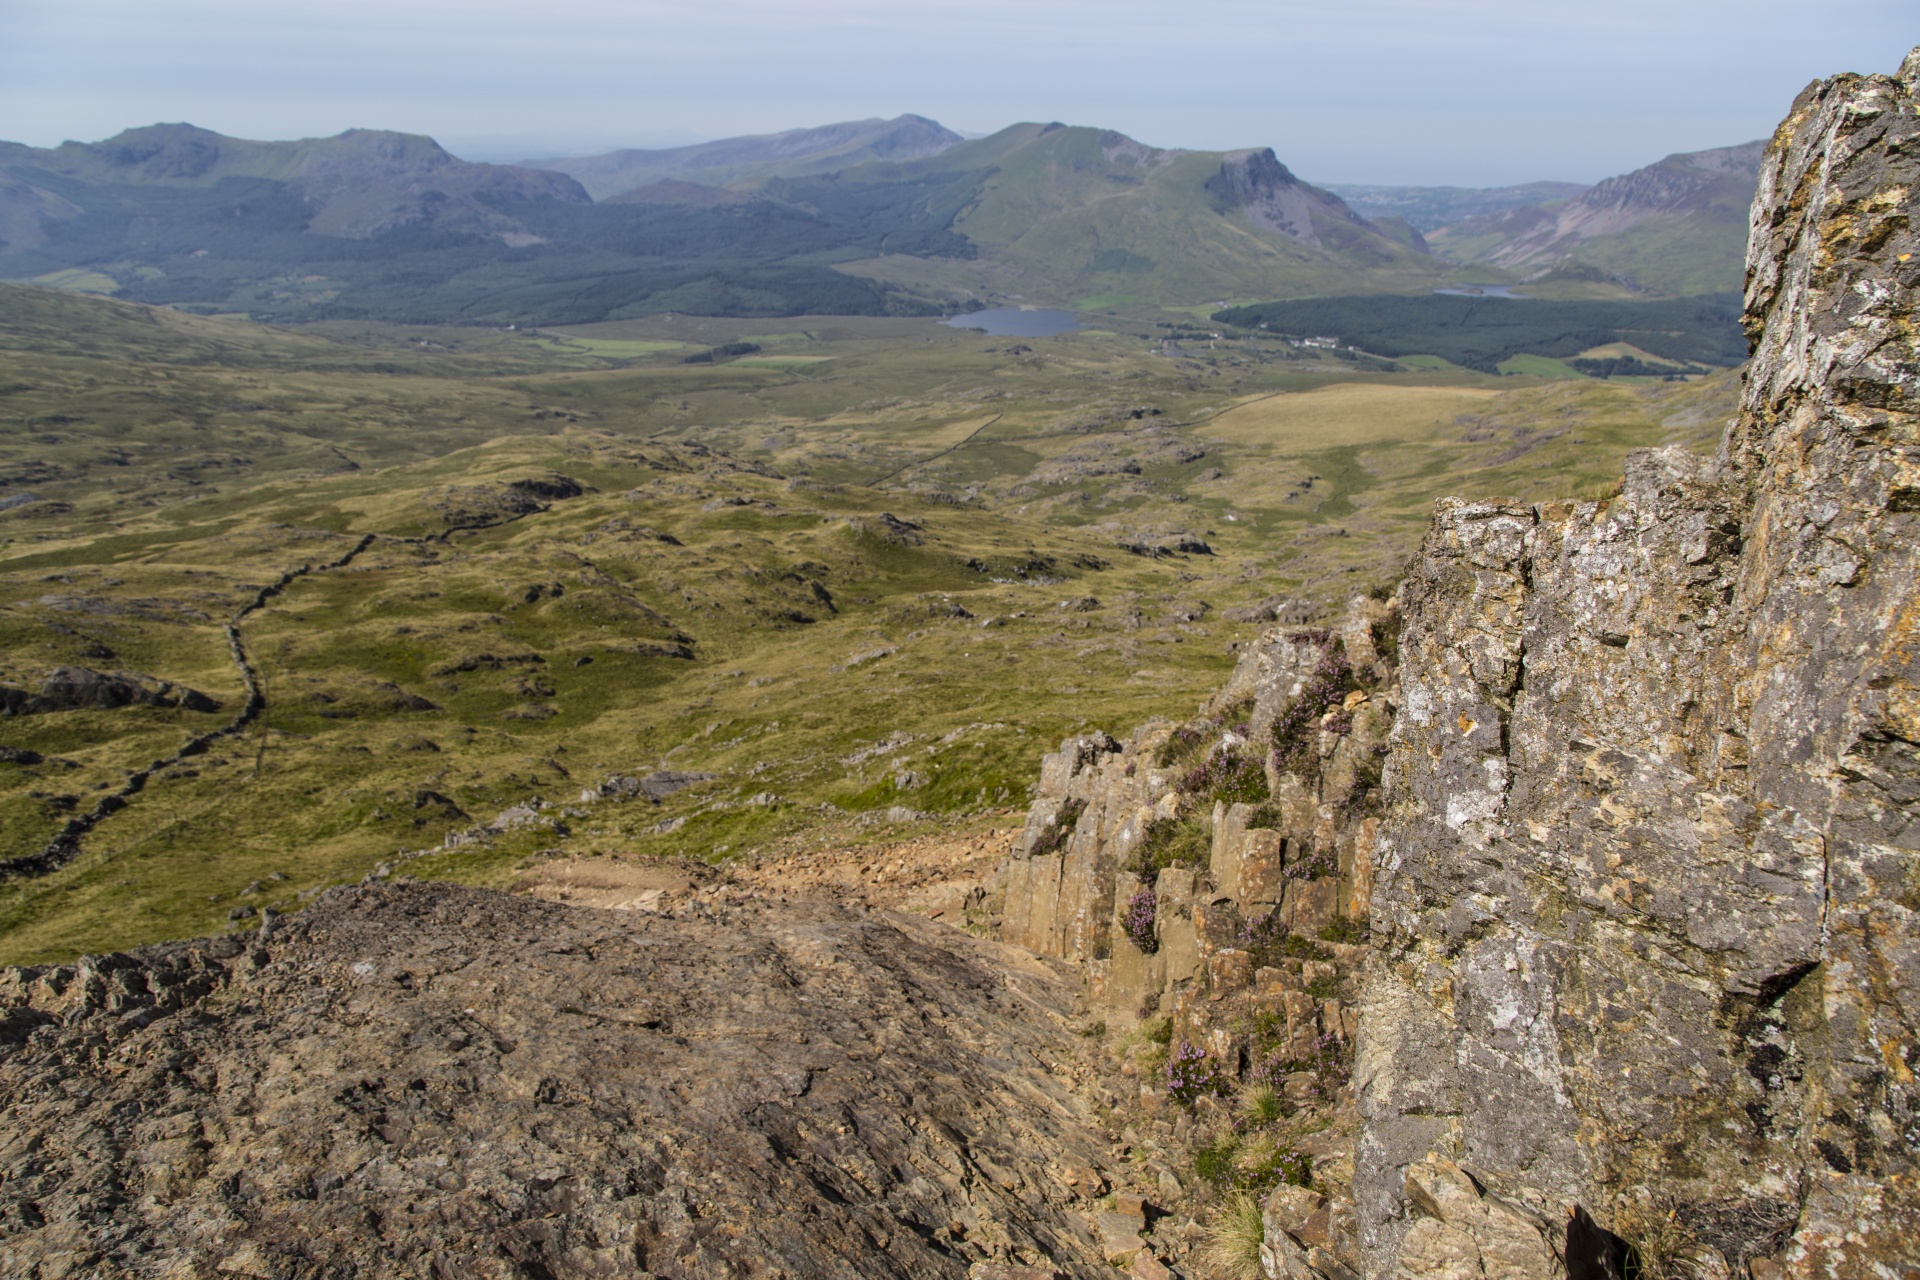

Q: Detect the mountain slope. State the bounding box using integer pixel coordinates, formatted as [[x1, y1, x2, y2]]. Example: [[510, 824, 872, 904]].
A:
[[0, 124, 960, 322], [528, 115, 964, 200], [836, 123, 1443, 306], [0, 119, 1449, 319], [1428, 141, 1765, 294], [0, 124, 588, 241]]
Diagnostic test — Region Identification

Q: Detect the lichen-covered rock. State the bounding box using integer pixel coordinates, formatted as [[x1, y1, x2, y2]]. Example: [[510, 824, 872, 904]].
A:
[[1359, 49, 1920, 1279]]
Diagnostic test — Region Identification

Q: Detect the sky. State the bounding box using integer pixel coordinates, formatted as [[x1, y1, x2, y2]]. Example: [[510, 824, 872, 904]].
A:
[[0, 0, 1913, 187]]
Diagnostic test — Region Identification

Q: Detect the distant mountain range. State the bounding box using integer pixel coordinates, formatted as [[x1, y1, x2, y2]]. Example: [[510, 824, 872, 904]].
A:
[[0, 124, 586, 244], [0, 116, 1760, 322], [1424, 142, 1766, 295], [1324, 182, 1591, 234], [528, 115, 965, 200]]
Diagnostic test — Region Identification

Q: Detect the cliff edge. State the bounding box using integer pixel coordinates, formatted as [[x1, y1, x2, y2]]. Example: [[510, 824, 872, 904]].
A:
[[988, 46, 1919, 1280], [1359, 49, 1919, 1278]]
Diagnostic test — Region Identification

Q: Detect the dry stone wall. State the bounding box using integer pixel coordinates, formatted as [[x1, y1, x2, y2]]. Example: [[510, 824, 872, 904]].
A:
[[1358, 50, 1920, 1280]]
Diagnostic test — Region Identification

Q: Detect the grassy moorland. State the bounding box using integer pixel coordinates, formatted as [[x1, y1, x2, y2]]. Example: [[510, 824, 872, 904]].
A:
[[0, 284, 1736, 961]]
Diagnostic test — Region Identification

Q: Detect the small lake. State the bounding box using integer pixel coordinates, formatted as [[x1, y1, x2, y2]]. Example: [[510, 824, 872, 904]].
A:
[[1433, 285, 1523, 298], [942, 307, 1084, 337]]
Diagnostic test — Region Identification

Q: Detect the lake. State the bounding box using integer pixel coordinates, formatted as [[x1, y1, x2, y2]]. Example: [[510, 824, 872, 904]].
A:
[[1433, 285, 1523, 298], [942, 307, 1084, 337]]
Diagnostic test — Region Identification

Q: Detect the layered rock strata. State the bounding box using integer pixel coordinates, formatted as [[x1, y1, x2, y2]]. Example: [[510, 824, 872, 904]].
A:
[[0, 884, 1117, 1277], [1358, 51, 1920, 1279]]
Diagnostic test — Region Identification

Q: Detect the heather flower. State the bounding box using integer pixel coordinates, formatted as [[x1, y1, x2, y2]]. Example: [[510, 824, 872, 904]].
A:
[[1123, 885, 1159, 954], [1028, 797, 1085, 857], [1285, 845, 1338, 881], [1177, 748, 1268, 805], [1271, 640, 1357, 771], [1166, 1039, 1229, 1106]]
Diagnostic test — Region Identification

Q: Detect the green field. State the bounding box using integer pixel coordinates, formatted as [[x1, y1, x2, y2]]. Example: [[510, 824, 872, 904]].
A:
[[0, 283, 1736, 962]]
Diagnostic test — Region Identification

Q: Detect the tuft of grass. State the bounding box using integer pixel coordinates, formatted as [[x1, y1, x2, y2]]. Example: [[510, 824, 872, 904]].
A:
[[1612, 1198, 1701, 1280], [1127, 814, 1211, 878], [1194, 1132, 1242, 1188], [1235, 1133, 1313, 1194], [1317, 914, 1368, 945], [1200, 1190, 1267, 1280], [1237, 1083, 1286, 1127]]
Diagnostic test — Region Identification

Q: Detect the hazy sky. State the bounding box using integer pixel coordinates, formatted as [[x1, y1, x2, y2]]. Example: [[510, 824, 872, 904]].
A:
[[2, 1, 1913, 186]]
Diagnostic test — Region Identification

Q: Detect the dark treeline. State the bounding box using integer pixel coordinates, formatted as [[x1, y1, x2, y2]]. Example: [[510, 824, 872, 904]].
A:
[[1214, 293, 1747, 372]]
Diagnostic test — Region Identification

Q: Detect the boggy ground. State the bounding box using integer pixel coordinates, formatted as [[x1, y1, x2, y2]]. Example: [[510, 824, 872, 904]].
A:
[[0, 282, 1738, 966]]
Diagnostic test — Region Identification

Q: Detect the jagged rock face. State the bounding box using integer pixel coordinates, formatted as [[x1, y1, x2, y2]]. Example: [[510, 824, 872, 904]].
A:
[[0, 884, 1114, 1278], [1206, 149, 1377, 248], [1359, 50, 1920, 1279]]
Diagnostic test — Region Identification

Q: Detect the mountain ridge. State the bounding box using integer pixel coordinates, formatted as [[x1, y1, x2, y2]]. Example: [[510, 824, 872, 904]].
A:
[[0, 118, 1444, 318], [527, 114, 965, 200], [0, 116, 1762, 320], [0, 122, 588, 240], [1428, 139, 1766, 293]]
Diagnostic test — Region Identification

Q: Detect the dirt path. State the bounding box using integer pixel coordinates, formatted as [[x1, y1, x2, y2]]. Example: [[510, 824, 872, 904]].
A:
[[516, 824, 1018, 927]]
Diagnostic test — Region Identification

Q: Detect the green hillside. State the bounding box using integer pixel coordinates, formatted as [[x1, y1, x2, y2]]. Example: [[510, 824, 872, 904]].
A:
[[835, 124, 1445, 308], [1426, 142, 1763, 295], [0, 284, 1742, 961], [0, 119, 1762, 323]]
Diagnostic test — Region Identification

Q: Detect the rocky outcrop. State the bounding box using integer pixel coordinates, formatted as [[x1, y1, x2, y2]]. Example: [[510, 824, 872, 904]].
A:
[[0, 883, 1118, 1277], [992, 597, 1397, 1275], [1206, 150, 1401, 256], [1358, 50, 1920, 1279], [0, 665, 219, 716]]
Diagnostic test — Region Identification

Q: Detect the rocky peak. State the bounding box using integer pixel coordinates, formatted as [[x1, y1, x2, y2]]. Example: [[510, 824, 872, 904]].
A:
[[1205, 149, 1400, 251]]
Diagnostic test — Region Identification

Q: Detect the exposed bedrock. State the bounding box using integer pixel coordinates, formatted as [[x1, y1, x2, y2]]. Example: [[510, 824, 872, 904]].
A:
[[0, 885, 1116, 1278], [1358, 49, 1920, 1279]]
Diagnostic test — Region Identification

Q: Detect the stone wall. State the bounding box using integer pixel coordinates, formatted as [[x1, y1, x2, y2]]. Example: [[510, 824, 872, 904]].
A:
[[1357, 50, 1920, 1280]]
